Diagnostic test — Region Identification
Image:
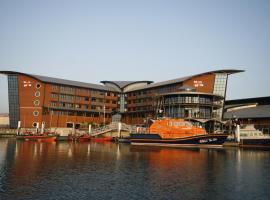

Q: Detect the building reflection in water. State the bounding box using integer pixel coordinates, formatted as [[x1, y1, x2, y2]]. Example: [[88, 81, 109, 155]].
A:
[[0, 139, 270, 199]]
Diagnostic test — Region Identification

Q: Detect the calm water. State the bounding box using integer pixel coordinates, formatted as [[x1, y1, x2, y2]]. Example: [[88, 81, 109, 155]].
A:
[[0, 139, 270, 200]]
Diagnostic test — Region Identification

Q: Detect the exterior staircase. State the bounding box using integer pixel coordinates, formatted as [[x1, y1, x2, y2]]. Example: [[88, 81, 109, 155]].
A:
[[90, 122, 137, 137]]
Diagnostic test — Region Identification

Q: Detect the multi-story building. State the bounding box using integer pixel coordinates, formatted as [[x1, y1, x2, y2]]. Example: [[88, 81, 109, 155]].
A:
[[0, 69, 243, 129]]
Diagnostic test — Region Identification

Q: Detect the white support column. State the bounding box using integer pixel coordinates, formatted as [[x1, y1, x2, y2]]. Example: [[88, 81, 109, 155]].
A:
[[89, 124, 92, 134], [41, 122, 45, 134], [73, 122, 75, 135], [17, 121, 21, 135], [36, 122, 40, 134], [236, 124, 240, 143]]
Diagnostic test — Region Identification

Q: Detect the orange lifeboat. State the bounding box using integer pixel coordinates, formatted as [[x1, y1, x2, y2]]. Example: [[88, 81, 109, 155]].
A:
[[130, 118, 228, 147], [150, 118, 206, 139]]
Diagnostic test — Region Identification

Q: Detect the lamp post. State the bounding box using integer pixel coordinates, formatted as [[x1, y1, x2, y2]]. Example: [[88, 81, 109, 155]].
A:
[[103, 105, 106, 126]]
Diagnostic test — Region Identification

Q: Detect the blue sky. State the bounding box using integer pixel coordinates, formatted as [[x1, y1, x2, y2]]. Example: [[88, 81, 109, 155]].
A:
[[0, 0, 270, 113]]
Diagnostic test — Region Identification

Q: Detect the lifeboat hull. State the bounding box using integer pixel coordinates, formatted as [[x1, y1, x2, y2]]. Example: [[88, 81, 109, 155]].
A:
[[130, 133, 228, 148]]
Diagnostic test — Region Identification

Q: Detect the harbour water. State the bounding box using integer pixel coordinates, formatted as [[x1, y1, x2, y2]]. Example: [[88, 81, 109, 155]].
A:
[[0, 139, 270, 200]]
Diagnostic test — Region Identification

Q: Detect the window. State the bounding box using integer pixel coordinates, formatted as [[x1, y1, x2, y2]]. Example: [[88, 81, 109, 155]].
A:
[[75, 104, 81, 109], [51, 93, 58, 98], [91, 105, 96, 110], [52, 85, 59, 90], [60, 86, 75, 93], [33, 110, 39, 116], [59, 111, 66, 115], [36, 83, 41, 89], [59, 102, 65, 107], [34, 100, 40, 106], [59, 94, 74, 101], [7, 75, 19, 128], [32, 122, 37, 127], [51, 102, 58, 107], [66, 103, 74, 108], [35, 91, 41, 97]]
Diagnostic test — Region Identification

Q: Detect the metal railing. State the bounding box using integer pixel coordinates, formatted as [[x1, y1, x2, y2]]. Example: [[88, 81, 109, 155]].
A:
[[90, 122, 137, 137]]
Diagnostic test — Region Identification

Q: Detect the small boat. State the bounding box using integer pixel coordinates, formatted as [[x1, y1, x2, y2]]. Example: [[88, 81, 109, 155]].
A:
[[130, 118, 228, 147], [16, 132, 57, 142], [115, 137, 130, 143], [91, 136, 113, 142], [57, 134, 92, 142], [77, 134, 92, 142], [238, 125, 270, 147]]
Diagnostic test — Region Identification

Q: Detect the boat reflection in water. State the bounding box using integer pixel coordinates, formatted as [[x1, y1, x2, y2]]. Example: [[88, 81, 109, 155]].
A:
[[1, 139, 270, 200]]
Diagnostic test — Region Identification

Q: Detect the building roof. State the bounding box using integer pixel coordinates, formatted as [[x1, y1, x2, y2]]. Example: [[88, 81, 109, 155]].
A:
[[223, 105, 270, 119], [0, 71, 117, 91], [0, 69, 243, 93], [226, 96, 270, 106], [126, 69, 244, 92], [100, 81, 153, 90]]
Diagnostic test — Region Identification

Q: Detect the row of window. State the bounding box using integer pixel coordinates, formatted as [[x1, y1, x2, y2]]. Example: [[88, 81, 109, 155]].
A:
[[126, 85, 177, 97], [44, 110, 107, 117], [51, 93, 117, 104], [127, 106, 153, 112], [164, 96, 214, 105], [51, 93, 118, 102], [127, 90, 150, 97], [164, 107, 212, 119], [128, 98, 152, 104], [52, 85, 117, 96], [50, 102, 116, 111], [157, 85, 178, 94]]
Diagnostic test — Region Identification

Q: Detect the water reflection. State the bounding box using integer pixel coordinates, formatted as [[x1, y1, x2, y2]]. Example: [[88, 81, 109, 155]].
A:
[[0, 139, 270, 200]]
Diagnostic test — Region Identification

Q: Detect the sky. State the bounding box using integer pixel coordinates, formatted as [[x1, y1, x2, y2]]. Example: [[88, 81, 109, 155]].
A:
[[0, 0, 270, 113]]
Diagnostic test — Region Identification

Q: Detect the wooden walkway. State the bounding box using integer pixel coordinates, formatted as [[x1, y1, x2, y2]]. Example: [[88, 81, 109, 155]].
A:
[[0, 128, 16, 137]]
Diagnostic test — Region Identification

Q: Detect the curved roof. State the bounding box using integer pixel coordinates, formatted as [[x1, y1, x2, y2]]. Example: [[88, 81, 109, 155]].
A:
[[100, 80, 153, 90], [126, 69, 244, 92], [0, 69, 244, 93], [224, 105, 270, 119], [0, 71, 117, 91]]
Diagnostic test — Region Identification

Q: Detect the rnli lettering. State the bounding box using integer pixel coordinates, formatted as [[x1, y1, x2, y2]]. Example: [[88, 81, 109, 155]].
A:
[[23, 81, 32, 87], [199, 138, 217, 143], [193, 80, 204, 87]]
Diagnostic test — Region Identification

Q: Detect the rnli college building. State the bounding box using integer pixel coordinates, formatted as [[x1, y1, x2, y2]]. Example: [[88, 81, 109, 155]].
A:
[[0, 70, 243, 129]]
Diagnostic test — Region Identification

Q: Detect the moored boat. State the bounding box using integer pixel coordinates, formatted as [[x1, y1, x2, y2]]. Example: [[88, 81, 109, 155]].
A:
[[238, 125, 270, 148], [16, 132, 57, 142], [56, 134, 92, 142], [130, 118, 228, 147], [77, 134, 92, 142], [91, 136, 113, 142]]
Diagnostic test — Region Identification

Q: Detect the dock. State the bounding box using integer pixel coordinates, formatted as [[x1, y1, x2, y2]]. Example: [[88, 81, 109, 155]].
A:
[[0, 128, 16, 138]]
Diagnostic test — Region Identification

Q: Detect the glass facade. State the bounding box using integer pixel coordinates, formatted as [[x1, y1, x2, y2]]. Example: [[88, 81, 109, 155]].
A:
[[119, 94, 126, 112], [213, 73, 227, 97], [160, 94, 222, 119], [7, 75, 20, 128], [213, 73, 228, 119]]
